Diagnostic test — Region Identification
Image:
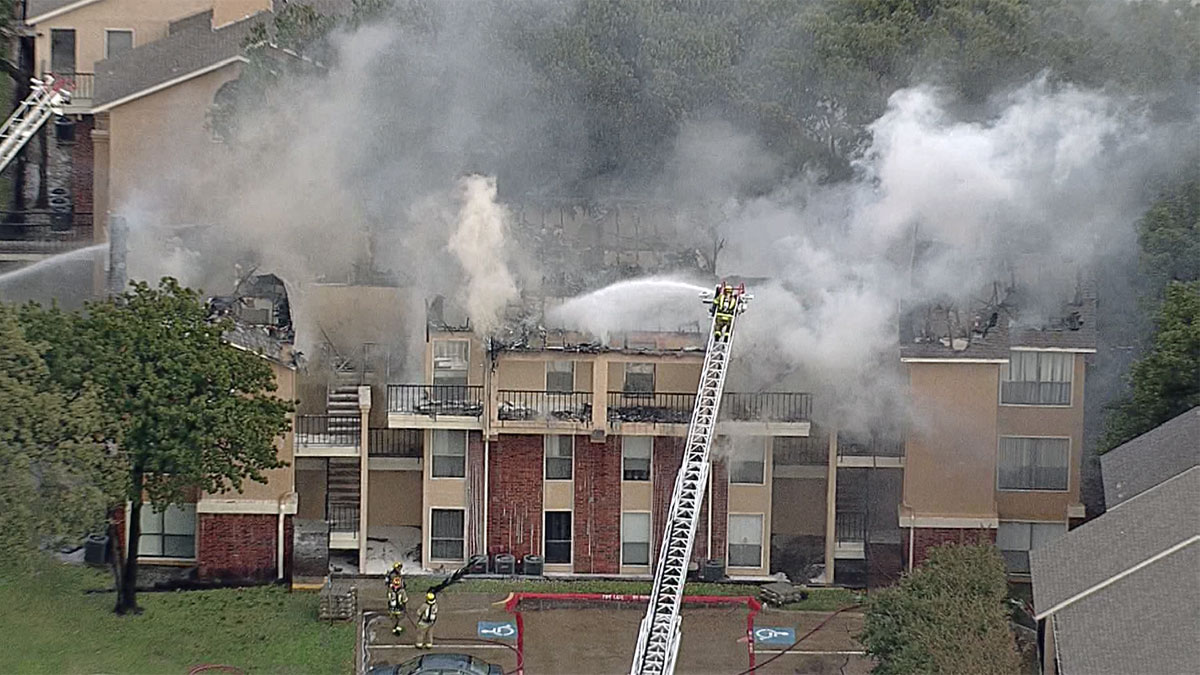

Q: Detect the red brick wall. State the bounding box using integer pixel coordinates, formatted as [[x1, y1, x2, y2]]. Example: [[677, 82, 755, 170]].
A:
[[574, 435, 621, 573], [70, 116, 94, 216], [711, 460, 729, 563], [198, 513, 282, 581], [487, 434, 544, 560], [905, 527, 997, 568], [652, 436, 684, 554]]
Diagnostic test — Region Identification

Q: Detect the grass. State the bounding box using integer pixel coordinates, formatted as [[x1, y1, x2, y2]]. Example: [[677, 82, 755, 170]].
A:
[[0, 562, 354, 674]]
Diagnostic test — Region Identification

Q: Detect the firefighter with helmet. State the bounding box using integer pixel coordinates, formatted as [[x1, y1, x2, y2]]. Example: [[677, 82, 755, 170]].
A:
[[710, 283, 738, 341], [385, 562, 408, 635], [416, 591, 439, 649]]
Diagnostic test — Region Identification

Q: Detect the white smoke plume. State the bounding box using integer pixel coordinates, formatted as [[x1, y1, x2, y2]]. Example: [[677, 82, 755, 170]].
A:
[[447, 175, 520, 335]]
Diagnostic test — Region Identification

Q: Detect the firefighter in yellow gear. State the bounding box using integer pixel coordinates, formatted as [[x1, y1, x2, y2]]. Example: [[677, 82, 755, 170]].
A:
[[416, 592, 439, 648], [385, 562, 408, 636], [711, 284, 737, 341]]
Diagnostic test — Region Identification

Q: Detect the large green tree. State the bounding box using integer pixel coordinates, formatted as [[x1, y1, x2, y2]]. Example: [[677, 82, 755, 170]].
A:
[[1100, 281, 1200, 453], [860, 543, 1022, 675], [1139, 178, 1200, 295], [0, 305, 117, 573], [21, 279, 292, 613]]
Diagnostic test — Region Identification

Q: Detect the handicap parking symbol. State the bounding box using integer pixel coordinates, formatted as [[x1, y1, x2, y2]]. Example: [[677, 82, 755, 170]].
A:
[[753, 626, 796, 646], [477, 621, 517, 640]]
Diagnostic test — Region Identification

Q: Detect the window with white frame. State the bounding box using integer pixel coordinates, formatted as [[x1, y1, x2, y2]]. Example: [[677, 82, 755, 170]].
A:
[[1002, 351, 1073, 405], [996, 521, 1066, 574], [429, 508, 464, 560], [998, 437, 1069, 490], [622, 436, 651, 481], [622, 512, 650, 565], [138, 504, 196, 558], [544, 511, 572, 564], [623, 362, 654, 395], [544, 435, 573, 480], [728, 514, 764, 568], [431, 429, 466, 478], [433, 340, 469, 386], [546, 360, 574, 393], [105, 29, 133, 58], [729, 438, 765, 484]]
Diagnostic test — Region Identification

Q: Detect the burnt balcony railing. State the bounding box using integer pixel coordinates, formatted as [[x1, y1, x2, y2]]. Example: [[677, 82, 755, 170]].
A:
[[0, 211, 94, 254], [497, 390, 592, 423], [607, 391, 695, 424], [328, 504, 360, 533], [773, 436, 829, 465], [835, 511, 866, 543], [722, 392, 812, 422], [294, 414, 360, 448], [387, 384, 484, 417], [838, 435, 905, 458], [368, 428, 421, 457]]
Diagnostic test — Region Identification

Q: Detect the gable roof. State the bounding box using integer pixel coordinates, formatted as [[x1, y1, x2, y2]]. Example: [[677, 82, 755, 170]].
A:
[[1031, 467, 1200, 675], [91, 11, 265, 112], [25, 0, 104, 24], [1102, 407, 1200, 508]]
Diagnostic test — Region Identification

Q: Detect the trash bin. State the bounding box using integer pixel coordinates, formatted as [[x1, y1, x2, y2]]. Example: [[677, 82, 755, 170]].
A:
[[55, 116, 75, 143], [700, 558, 725, 582], [84, 534, 109, 565], [50, 206, 72, 231], [493, 553, 516, 575], [522, 555, 544, 576]]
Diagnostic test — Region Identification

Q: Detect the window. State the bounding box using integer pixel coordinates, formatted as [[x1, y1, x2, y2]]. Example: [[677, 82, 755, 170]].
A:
[[1002, 351, 1073, 405], [105, 29, 133, 58], [998, 437, 1069, 490], [728, 514, 763, 568], [997, 521, 1066, 574], [544, 435, 573, 480], [430, 509, 464, 560], [50, 29, 76, 73], [546, 360, 574, 393], [138, 504, 195, 558], [729, 438, 765, 484], [544, 511, 572, 564], [431, 429, 466, 478], [433, 340, 469, 386], [623, 362, 654, 395], [622, 436, 651, 481], [622, 512, 650, 565]]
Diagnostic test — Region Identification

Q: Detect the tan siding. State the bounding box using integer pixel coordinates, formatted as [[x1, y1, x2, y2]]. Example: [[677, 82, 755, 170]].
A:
[[656, 362, 700, 393], [294, 464, 325, 519], [368, 470, 422, 527], [497, 360, 545, 390], [771, 477, 827, 537]]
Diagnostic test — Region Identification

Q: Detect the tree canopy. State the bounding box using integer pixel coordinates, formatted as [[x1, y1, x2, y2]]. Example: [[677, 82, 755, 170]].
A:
[[860, 543, 1022, 675]]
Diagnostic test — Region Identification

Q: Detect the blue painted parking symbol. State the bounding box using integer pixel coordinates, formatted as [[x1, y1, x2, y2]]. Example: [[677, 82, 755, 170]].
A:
[[478, 621, 517, 640], [753, 626, 796, 645]]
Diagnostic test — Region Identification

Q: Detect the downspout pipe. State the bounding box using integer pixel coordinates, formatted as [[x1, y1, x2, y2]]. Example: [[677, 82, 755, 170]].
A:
[[278, 500, 286, 580]]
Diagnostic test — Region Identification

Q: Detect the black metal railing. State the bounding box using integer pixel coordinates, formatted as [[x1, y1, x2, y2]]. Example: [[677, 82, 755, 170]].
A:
[[387, 384, 484, 417], [607, 391, 695, 424], [837, 435, 905, 458], [294, 414, 360, 448], [722, 392, 812, 422], [773, 436, 829, 465], [835, 512, 866, 542], [496, 390, 592, 423], [0, 211, 95, 251], [328, 504, 360, 533], [368, 428, 421, 457]]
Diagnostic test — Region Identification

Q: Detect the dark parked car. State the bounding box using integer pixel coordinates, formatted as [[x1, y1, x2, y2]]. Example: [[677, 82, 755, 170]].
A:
[[368, 653, 504, 675]]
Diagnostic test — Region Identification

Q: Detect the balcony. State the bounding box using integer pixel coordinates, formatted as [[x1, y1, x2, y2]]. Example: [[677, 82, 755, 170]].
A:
[[834, 511, 866, 559], [294, 414, 360, 456], [495, 390, 593, 430], [0, 212, 94, 262], [836, 434, 905, 468], [606, 391, 813, 434], [368, 428, 422, 457], [722, 392, 812, 423], [328, 504, 360, 549], [773, 436, 828, 466], [387, 384, 484, 429], [48, 71, 93, 110], [607, 391, 694, 425]]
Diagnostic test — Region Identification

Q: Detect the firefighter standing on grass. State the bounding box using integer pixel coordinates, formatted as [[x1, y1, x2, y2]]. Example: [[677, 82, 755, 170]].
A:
[[385, 562, 408, 636], [416, 592, 439, 648]]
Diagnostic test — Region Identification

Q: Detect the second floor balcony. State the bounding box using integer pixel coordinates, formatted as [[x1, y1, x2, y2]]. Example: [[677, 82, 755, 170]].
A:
[[294, 414, 360, 456], [607, 391, 813, 429], [495, 390, 593, 430], [387, 384, 484, 429]]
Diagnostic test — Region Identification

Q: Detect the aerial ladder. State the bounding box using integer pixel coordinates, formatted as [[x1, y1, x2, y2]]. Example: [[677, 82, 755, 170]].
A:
[[630, 281, 751, 675], [0, 75, 71, 174]]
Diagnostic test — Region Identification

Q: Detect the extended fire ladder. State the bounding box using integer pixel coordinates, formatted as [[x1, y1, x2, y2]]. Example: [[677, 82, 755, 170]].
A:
[[630, 284, 750, 675], [0, 75, 71, 174]]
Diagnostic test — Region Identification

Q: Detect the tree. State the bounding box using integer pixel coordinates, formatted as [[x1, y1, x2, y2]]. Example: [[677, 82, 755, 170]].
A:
[[1139, 178, 1200, 295], [860, 543, 1022, 675], [21, 279, 293, 613], [1100, 281, 1200, 453], [0, 304, 117, 573]]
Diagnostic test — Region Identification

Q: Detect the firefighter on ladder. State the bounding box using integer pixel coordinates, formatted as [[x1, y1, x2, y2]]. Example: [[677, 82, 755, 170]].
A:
[[710, 283, 738, 341], [416, 592, 439, 649], [385, 562, 408, 635]]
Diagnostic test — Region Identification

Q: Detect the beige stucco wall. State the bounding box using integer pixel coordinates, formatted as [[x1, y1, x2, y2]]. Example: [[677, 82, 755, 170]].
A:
[[656, 362, 701, 393], [212, 0, 270, 27], [294, 460, 325, 519], [995, 353, 1086, 520], [771, 477, 827, 537], [497, 359, 546, 390], [903, 362, 1000, 519], [368, 470, 422, 527], [30, 0, 225, 74]]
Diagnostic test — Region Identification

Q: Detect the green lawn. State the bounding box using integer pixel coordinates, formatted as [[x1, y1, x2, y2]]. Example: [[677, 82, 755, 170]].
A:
[[0, 563, 354, 674]]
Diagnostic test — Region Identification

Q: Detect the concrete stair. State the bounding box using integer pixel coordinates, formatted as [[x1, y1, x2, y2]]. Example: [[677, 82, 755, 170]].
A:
[[327, 457, 361, 507], [326, 369, 361, 438]]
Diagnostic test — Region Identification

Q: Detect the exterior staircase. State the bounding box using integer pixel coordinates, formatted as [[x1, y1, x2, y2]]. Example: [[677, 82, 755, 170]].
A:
[[326, 458, 361, 533], [326, 367, 362, 440]]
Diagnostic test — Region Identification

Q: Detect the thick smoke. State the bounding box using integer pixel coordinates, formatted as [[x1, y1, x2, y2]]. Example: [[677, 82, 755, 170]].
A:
[[447, 175, 520, 334]]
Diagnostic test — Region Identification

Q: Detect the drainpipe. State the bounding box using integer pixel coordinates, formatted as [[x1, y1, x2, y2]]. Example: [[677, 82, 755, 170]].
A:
[[483, 437, 490, 558], [908, 521, 915, 572], [358, 386, 372, 574], [277, 500, 286, 580]]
